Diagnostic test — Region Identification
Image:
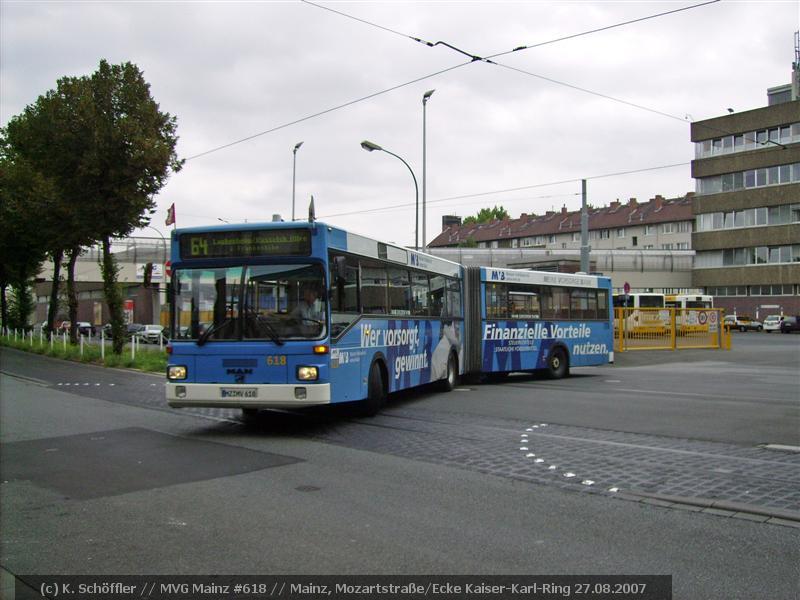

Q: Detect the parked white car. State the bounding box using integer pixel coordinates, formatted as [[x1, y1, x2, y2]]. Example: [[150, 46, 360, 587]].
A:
[[135, 324, 165, 344], [762, 315, 783, 333]]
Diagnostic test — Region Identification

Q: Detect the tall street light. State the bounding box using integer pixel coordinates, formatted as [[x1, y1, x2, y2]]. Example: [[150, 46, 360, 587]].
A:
[[422, 89, 435, 249], [361, 140, 420, 251], [292, 141, 304, 221]]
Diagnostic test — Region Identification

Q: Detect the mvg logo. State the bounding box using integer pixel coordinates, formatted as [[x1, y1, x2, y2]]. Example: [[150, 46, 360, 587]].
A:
[[489, 270, 506, 281], [410, 253, 420, 266]]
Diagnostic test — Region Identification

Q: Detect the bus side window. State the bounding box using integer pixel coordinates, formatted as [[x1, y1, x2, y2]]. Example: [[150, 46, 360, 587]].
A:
[[388, 267, 411, 316], [485, 282, 508, 319], [429, 276, 445, 317], [329, 253, 359, 337], [598, 290, 609, 319], [411, 272, 430, 316], [361, 260, 388, 314], [446, 278, 462, 318]]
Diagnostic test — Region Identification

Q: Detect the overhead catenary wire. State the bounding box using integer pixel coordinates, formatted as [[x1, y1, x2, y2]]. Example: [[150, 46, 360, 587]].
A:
[[184, 61, 471, 162], [300, 0, 786, 148], [189, 1, 722, 163], [483, 0, 721, 60], [319, 161, 690, 220], [320, 192, 582, 219]]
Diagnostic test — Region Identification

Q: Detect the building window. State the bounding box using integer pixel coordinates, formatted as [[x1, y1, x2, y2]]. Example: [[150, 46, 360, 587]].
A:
[[644, 225, 655, 236], [632, 236, 638, 247], [695, 204, 799, 231], [616, 228, 625, 238], [697, 162, 800, 195], [599, 230, 610, 239], [695, 122, 800, 158], [661, 223, 675, 234], [715, 244, 799, 266]]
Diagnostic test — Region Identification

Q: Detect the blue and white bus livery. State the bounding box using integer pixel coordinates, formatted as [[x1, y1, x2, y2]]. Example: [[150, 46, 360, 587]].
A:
[[165, 220, 614, 417]]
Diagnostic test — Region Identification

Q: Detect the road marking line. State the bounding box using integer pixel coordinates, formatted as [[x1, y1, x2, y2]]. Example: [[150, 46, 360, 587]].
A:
[[760, 444, 800, 453]]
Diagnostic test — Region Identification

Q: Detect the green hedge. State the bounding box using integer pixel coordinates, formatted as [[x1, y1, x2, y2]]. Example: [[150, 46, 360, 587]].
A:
[[0, 332, 167, 373]]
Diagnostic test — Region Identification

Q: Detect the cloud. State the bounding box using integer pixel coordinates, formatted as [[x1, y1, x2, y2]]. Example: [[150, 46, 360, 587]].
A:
[[1, 0, 796, 244]]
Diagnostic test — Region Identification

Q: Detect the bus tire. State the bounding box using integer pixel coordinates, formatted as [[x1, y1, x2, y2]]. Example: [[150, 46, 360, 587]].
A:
[[546, 346, 569, 379], [362, 361, 386, 416], [440, 351, 459, 392]]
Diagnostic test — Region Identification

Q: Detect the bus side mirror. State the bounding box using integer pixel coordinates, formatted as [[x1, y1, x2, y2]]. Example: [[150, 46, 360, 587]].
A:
[[334, 256, 347, 282]]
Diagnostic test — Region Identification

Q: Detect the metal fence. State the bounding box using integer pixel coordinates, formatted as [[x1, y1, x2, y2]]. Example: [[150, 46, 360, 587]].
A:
[[614, 308, 729, 351]]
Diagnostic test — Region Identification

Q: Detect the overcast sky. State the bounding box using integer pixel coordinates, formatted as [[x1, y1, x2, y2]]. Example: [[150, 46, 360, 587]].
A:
[[2, 0, 797, 248]]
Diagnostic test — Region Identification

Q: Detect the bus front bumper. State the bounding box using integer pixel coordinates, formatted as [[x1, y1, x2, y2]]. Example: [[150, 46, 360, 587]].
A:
[[166, 383, 331, 408]]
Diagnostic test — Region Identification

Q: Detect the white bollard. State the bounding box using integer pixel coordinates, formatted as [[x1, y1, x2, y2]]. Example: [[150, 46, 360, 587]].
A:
[[63, 331, 67, 351], [101, 329, 105, 361], [39, 327, 43, 345], [50, 332, 54, 350], [80, 334, 84, 356], [131, 335, 136, 360]]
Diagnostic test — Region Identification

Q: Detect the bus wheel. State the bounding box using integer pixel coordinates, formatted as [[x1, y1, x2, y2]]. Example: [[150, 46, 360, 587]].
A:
[[546, 347, 569, 379], [440, 352, 459, 392], [362, 362, 386, 416]]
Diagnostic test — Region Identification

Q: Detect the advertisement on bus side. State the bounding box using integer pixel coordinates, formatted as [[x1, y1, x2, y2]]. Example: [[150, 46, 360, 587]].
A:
[[482, 320, 612, 372]]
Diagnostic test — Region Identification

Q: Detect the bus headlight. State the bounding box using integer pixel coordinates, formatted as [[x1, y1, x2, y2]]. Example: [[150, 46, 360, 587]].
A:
[[168, 365, 187, 380], [296, 366, 318, 381]]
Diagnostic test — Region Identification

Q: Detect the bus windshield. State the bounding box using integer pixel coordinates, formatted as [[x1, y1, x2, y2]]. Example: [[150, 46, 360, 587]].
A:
[[172, 263, 327, 342]]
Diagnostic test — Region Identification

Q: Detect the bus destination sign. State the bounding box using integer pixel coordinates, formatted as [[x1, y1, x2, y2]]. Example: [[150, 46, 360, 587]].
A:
[[179, 229, 311, 259]]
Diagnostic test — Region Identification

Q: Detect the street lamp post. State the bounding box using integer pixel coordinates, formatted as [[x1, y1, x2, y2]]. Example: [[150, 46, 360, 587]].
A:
[[422, 89, 435, 249], [146, 225, 168, 326], [360, 140, 420, 251], [292, 141, 304, 221]]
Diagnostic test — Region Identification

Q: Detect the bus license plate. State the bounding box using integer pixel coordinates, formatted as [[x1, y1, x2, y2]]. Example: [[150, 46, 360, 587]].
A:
[[220, 388, 258, 399]]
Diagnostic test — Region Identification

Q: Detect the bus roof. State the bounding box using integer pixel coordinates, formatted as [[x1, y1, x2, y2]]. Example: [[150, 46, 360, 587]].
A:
[[171, 220, 463, 278], [482, 266, 610, 289]]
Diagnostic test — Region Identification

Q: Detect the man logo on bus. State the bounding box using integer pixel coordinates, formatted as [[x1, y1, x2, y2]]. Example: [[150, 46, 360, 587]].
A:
[[490, 270, 505, 281]]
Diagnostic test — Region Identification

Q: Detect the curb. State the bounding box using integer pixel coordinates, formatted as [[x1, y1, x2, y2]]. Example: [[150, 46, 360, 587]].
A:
[[620, 490, 800, 527]]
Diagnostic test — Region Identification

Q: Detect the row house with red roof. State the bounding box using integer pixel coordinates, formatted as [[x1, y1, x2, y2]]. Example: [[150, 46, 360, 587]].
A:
[[429, 194, 694, 254]]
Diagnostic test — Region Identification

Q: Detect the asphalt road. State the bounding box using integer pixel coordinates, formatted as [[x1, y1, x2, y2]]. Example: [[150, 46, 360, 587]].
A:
[[1, 337, 798, 600]]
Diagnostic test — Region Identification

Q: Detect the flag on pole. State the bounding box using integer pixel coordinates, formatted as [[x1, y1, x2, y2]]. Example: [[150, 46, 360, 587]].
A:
[[165, 203, 176, 226]]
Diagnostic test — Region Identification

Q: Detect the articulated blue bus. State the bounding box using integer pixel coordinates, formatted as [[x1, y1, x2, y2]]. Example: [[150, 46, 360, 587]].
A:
[[165, 220, 613, 416]]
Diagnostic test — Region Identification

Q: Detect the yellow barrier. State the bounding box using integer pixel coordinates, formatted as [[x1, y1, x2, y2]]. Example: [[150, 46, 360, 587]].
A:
[[614, 308, 726, 352]]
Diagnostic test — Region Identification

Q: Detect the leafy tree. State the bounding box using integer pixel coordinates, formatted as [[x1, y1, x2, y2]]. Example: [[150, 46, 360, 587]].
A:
[[457, 237, 477, 248], [462, 205, 509, 225], [78, 60, 182, 352], [4, 60, 182, 352], [0, 141, 52, 330], [3, 77, 95, 340], [7, 283, 35, 331]]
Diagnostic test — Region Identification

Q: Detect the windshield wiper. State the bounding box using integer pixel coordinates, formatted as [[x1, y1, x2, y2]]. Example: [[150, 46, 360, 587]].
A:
[[196, 317, 232, 347], [258, 316, 285, 346]]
